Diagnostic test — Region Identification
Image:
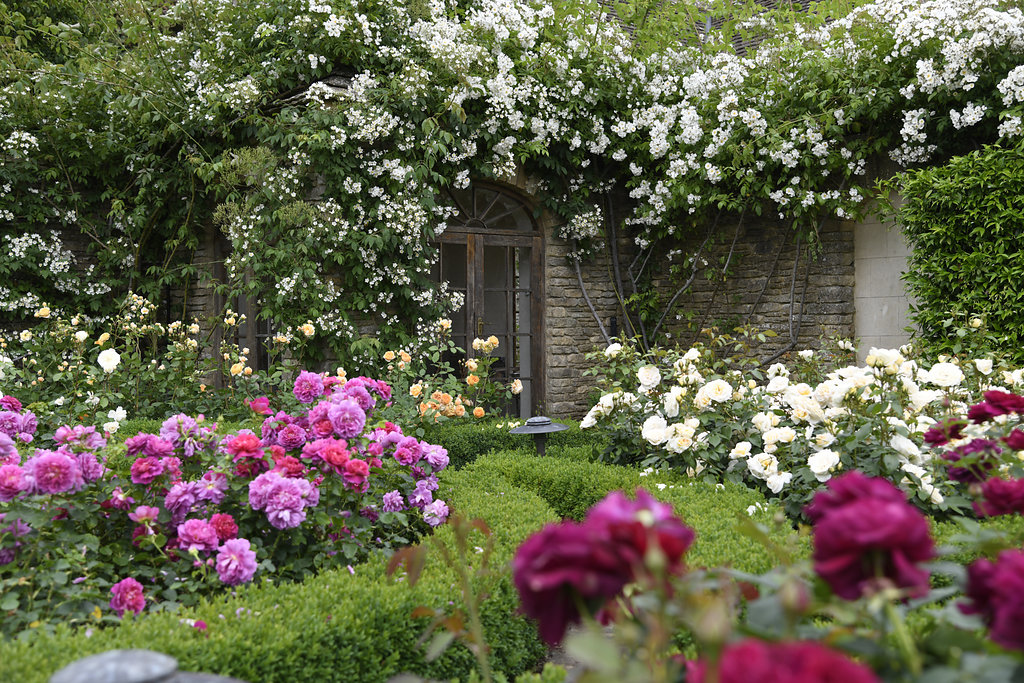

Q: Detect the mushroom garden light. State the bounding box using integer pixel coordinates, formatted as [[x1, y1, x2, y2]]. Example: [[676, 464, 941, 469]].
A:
[[509, 416, 569, 458]]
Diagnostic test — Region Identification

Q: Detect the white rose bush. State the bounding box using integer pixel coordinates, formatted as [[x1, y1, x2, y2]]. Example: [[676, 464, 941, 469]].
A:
[[582, 336, 1019, 519]]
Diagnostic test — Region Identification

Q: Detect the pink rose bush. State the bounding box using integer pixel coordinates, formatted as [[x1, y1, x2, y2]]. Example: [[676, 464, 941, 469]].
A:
[[0, 372, 449, 638]]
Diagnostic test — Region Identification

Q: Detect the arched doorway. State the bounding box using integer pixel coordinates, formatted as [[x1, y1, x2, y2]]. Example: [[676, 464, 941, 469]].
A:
[[431, 183, 545, 417]]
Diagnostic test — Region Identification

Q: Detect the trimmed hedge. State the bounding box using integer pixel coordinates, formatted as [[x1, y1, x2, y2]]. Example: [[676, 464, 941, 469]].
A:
[[416, 418, 606, 470], [446, 450, 808, 574]]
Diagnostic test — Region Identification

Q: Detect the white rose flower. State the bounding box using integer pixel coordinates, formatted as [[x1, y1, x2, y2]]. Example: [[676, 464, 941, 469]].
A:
[[580, 408, 599, 429], [641, 415, 669, 445], [925, 362, 964, 387], [974, 358, 994, 375], [751, 412, 777, 433], [814, 431, 836, 448], [807, 449, 840, 482], [890, 434, 922, 463], [775, 426, 797, 443], [604, 343, 622, 358], [682, 348, 701, 362], [703, 379, 733, 403], [103, 421, 120, 434], [107, 406, 128, 422], [798, 349, 814, 360], [767, 363, 789, 378], [97, 348, 121, 373], [19, 330, 32, 342], [766, 471, 793, 494], [74, 330, 88, 343], [663, 386, 683, 418], [747, 453, 778, 479], [729, 441, 753, 459], [637, 365, 662, 391], [766, 375, 789, 393]]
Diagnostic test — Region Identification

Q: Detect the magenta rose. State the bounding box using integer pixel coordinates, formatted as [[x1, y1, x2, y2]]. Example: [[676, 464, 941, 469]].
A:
[[0, 464, 26, 501], [210, 513, 239, 541], [0, 395, 22, 412], [109, 577, 146, 617], [0, 432, 18, 466], [293, 371, 325, 404], [961, 549, 1024, 651], [24, 450, 83, 495], [216, 538, 258, 585], [586, 489, 696, 576], [805, 471, 934, 600], [130, 456, 164, 485], [685, 639, 880, 683], [277, 423, 307, 451], [177, 518, 219, 553], [328, 398, 365, 439]]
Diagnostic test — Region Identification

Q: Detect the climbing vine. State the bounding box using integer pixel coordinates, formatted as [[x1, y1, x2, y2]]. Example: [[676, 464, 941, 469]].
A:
[[2, 0, 1024, 367]]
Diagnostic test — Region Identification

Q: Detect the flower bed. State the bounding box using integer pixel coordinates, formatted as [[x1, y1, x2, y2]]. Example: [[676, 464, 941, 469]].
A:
[[0, 373, 450, 639], [581, 340, 1018, 519]]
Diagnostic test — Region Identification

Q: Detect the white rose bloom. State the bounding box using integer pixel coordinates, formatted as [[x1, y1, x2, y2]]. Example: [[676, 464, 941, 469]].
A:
[[751, 412, 777, 433], [925, 362, 964, 387], [814, 431, 837, 448], [580, 408, 599, 429], [766, 376, 790, 393], [867, 347, 903, 368], [604, 343, 622, 358], [682, 347, 701, 362], [674, 422, 697, 440], [97, 348, 121, 373], [767, 363, 789, 378], [974, 358, 994, 375], [775, 426, 797, 443], [75, 330, 88, 342], [665, 433, 693, 453], [641, 415, 669, 445], [666, 386, 686, 418], [103, 421, 120, 434], [747, 453, 778, 479], [808, 449, 840, 482], [107, 406, 128, 422], [1003, 369, 1024, 386], [637, 365, 662, 391], [703, 379, 733, 403], [766, 471, 793, 494], [597, 393, 616, 414], [729, 441, 753, 459], [890, 434, 922, 463], [798, 349, 814, 360]]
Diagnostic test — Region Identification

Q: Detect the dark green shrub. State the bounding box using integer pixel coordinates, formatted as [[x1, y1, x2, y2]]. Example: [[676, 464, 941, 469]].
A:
[[891, 142, 1024, 362]]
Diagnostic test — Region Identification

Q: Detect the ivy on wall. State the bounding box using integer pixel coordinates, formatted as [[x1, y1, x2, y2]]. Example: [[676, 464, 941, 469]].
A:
[[887, 141, 1024, 362]]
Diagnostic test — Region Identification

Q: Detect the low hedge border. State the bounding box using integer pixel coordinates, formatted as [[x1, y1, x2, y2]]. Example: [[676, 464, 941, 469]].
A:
[[416, 418, 606, 470]]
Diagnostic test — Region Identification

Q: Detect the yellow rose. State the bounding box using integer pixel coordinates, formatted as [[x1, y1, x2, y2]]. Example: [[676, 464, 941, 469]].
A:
[[95, 332, 110, 346], [487, 335, 499, 347], [244, 367, 253, 376], [399, 350, 411, 363], [410, 383, 423, 398], [34, 306, 50, 318], [299, 322, 315, 337], [473, 407, 485, 418], [383, 350, 396, 362], [465, 359, 479, 372], [230, 362, 244, 376]]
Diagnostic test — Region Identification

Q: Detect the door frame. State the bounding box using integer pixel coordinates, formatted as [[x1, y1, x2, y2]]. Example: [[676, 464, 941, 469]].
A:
[[436, 184, 546, 415]]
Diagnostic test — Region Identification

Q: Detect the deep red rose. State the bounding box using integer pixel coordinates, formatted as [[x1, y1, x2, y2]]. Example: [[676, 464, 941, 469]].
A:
[[943, 439, 1000, 484], [806, 472, 934, 600], [967, 402, 1004, 424], [961, 550, 1024, 651], [513, 488, 694, 645], [209, 513, 238, 542], [974, 477, 1024, 517], [983, 391, 1024, 415], [685, 639, 880, 683], [513, 521, 634, 645], [1004, 429, 1024, 450], [923, 418, 966, 447]]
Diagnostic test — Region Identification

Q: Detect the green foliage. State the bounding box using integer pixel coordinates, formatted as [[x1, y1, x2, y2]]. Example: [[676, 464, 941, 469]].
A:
[[887, 142, 1024, 363]]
